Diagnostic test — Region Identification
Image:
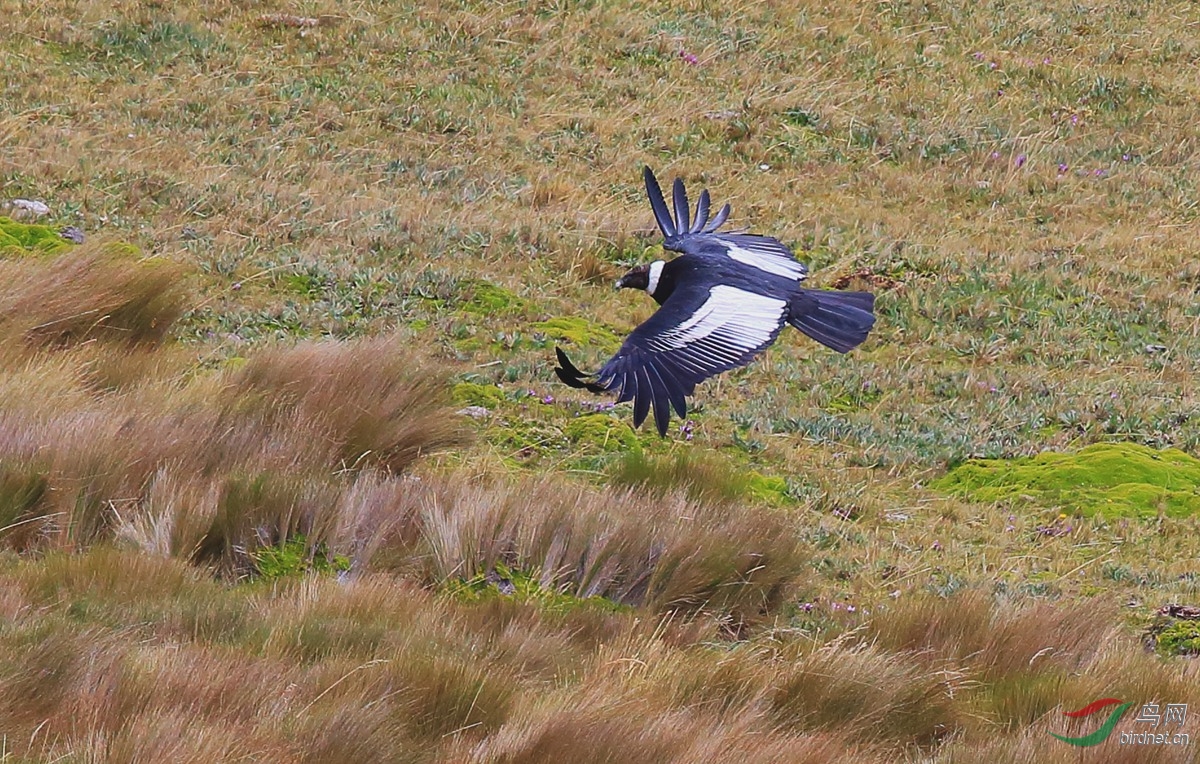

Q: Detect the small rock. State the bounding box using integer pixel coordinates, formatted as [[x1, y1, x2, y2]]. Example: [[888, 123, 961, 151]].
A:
[[1159, 603, 1200, 620], [1145, 344, 1168, 354], [59, 226, 85, 244], [457, 406, 490, 420], [9, 199, 50, 217], [485, 571, 516, 595]]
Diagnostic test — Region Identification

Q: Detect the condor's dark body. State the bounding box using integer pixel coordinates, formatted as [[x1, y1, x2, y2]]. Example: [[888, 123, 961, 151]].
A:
[[556, 167, 876, 436]]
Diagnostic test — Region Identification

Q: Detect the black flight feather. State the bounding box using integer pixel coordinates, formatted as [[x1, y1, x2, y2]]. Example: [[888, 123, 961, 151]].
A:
[[554, 347, 607, 393], [643, 166, 675, 238], [672, 177, 690, 235], [692, 189, 711, 233], [703, 202, 731, 233]]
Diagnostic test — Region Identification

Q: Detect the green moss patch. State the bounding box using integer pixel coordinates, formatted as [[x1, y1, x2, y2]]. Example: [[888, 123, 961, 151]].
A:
[[1153, 620, 1200, 656], [564, 414, 641, 455], [458, 280, 525, 315], [1152, 620, 1200, 656], [445, 563, 630, 615], [0, 216, 74, 256], [482, 416, 566, 465], [532, 316, 621, 352], [452, 382, 507, 409], [746, 472, 791, 506], [932, 443, 1200, 519], [250, 534, 351, 581]]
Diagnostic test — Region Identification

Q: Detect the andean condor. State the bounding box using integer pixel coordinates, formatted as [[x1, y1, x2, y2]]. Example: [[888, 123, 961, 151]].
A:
[[555, 167, 876, 436]]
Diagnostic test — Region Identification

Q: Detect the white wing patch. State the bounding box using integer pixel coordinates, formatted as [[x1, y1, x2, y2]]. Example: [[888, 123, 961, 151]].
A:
[[649, 285, 786, 356], [723, 239, 809, 281]]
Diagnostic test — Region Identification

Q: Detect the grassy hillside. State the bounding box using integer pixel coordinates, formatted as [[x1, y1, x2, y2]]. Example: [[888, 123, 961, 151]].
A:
[[2, 1, 1199, 761]]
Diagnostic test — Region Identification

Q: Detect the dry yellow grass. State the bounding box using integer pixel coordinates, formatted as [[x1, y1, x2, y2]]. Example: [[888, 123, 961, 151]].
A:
[[3, 1, 1200, 761]]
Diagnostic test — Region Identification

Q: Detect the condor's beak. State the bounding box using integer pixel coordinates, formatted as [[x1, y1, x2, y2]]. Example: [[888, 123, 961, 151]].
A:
[[614, 275, 628, 290]]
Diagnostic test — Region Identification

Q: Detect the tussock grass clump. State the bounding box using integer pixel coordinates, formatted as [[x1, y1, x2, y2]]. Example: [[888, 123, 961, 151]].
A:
[[391, 474, 807, 626], [0, 244, 184, 351], [858, 591, 1200, 736], [4, 549, 1200, 764], [0, 343, 460, 568], [466, 700, 870, 764], [233, 339, 466, 473], [0, 250, 462, 570], [769, 643, 961, 747]]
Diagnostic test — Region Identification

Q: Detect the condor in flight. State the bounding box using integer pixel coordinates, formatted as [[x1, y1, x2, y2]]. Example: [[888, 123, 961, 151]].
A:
[[555, 167, 875, 436]]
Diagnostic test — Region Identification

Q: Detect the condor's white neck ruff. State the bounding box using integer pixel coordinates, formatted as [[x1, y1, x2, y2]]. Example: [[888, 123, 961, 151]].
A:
[[646, 260, 665, 296]]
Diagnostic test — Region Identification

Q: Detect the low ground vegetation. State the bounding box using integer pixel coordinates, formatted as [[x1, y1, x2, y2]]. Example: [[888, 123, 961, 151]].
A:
[[3, 2, 1200, 761]]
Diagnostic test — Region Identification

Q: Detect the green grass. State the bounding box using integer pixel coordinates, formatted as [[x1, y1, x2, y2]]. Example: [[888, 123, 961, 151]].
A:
[[3, 0, 1200, 761]]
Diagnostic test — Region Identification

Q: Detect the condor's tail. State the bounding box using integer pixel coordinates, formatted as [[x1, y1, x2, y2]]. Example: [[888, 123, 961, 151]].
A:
[[787, 289, 875, 353]]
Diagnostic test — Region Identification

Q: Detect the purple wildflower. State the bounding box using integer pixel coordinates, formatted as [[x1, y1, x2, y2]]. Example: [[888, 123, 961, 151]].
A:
[[679, 420, 695, 441], [1037, 521, 1073, 537], [679, 49, 698, 65], [541, 395, 554, 404], [1015, 154, 1027, 168]]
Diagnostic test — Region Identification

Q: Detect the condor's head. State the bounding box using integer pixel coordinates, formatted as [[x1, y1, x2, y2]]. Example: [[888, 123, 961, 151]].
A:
[[616, 260, 666, 299]]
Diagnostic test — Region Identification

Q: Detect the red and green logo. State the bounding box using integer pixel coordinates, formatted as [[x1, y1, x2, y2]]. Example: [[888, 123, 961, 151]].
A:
[[1050, 698, 1134, 747]]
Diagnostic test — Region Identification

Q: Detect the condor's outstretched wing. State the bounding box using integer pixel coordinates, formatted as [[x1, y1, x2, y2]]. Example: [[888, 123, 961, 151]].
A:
[[643, 166, 808, 283], [555, 281, 788, 436]]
